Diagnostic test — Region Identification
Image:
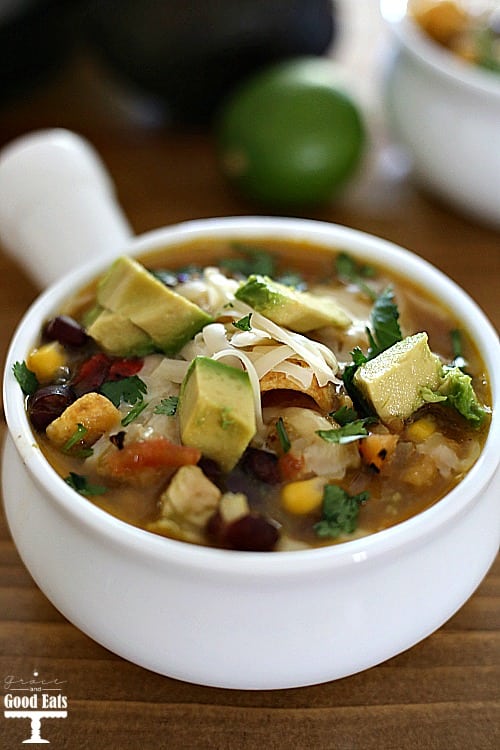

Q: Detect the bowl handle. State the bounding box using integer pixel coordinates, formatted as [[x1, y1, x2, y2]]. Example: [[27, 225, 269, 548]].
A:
[[0, 128, 133, 288]]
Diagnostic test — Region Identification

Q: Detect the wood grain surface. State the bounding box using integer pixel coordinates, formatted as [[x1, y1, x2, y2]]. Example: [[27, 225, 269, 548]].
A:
[[0, 2, 499, 748]]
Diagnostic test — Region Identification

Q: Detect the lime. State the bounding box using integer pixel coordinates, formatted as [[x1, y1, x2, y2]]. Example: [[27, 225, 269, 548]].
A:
[[215, 57, 366, 208]]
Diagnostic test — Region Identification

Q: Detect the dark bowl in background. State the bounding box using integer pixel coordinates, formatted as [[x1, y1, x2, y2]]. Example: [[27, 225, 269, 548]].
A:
[[83, 0, 338, 126]]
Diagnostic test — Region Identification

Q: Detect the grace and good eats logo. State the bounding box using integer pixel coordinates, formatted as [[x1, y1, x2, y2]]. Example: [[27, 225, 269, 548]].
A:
[[3, 671, 68, 744]]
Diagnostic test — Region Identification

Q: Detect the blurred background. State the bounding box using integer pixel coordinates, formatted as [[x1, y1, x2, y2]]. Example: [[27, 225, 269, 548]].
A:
[[0, 1, 392, 216], [0, 1, 375, 126], [0, 1, 497, 267]]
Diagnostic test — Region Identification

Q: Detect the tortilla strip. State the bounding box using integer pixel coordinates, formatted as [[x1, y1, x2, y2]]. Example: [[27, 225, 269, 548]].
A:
[[259, 364, 336, 412]]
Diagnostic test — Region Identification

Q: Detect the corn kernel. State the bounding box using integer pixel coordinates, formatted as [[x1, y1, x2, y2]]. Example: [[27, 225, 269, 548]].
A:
[[281, 477, 326, 515], [406, 417, 436, 443], [27, 342, 66, 382]]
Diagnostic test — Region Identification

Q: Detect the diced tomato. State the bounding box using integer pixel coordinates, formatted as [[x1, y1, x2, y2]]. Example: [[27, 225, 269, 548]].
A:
[[278, 451, 305, 481], [102, 436, 201, 479], [72, 354, 144, 396], [108, 357, 144, 380], [72, 353, 112, 395]]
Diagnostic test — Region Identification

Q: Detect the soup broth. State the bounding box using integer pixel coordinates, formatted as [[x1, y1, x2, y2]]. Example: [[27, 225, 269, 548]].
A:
[[410, 0, 500, 73], [17, 238, 491, 552]]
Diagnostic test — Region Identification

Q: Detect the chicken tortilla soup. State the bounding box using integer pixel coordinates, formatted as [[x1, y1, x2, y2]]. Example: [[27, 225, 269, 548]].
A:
[[13, 238, 491, 551]]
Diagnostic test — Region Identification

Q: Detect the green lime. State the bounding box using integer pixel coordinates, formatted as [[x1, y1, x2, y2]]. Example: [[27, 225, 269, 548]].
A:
[[215, 57, 366, 208]]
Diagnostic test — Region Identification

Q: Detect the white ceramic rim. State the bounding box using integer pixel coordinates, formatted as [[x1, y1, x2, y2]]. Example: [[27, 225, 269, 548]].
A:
[[4, 216, 499, 577], [380, 0, 500, 99]]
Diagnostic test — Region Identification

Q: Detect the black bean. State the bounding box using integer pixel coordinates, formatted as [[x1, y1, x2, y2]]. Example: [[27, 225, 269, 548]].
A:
[[206, 510, 224, 542], [241, 447, 281, 484], [198, 457, 223, 487], [27, 384, 75, 432], [225, 514, 280, 552], [45, 316, 89, 347]]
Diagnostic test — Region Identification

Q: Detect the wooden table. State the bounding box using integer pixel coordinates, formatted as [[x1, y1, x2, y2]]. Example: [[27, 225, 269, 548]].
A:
[[0, 4, 499, 748]]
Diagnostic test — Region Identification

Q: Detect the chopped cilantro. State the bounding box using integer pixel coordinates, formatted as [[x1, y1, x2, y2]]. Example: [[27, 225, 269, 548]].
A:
[[342, 288, 402, 415], [233, 313, 253, 331], [316, 419, 372, 445], [121, 400, 149, 426], [62, 424, 93, 458], [64, 472, 107, 496], [154, 395, 179, 416], [276, 417, 291, 453], [314, 485, 369, 538], [352, 347, 369, 366], [220, 407, 234, 430], [450, 328, 468, 371], [222, 244, 276, 277], [100, 375, 147, 408], [63, 423, 87, 451], [329, 405, 359, 425], [12, 361, 39, 396], [335, 252, 377, 300], [150, 269, 179, 287], [366, 287, 402, 358], [276, 271, 306, 290], [151, 265, 202, 286]]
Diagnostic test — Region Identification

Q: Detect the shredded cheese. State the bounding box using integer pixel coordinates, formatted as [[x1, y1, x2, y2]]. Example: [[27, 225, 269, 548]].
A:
[[155, 269, 345, 433]]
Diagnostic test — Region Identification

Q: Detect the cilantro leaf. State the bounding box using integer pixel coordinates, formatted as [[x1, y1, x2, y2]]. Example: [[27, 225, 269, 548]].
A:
[[233, 313, 253, 331], [314, 485, 369, 538], [121, 400, 149, 426], [64, 472, 107, 496], [151, 265, 203, 286], [276, 417, 291, 453], [13, 361, 39, 396], [62, 424, 93, 458], [276, 271, 306, 290], [220, 407, 234, 430], [366, 287, 402, 358], [100, 375, 147, 408], [450, 328, 468, 371], [352, 347, 369, 366], [341, 359, 372, 417], [335, 252, 377, 300], [316, 419, 372, 445], [222, 244, 276, 277], [154, 395, 179, 416], [329, 405, 359, 425], [342, 289, 402, 415], [150, 269, 179, 287]]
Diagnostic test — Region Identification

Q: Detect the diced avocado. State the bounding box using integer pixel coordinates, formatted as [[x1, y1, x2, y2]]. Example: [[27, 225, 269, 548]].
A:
[[97, 256, 213, 355], [178, 356, 256, 472], [353, 332, 442, 423], [86, 307, 155, 357], [235, 274, 351, 332]]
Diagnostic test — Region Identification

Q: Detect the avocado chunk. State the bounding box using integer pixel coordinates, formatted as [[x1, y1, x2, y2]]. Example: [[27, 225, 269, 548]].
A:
[[86, 307, 156, 357], [235, 274, 351, 332], [97, 256, 213, 355], [178, 356, 256, 472], [353, 332, 442, 423]]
